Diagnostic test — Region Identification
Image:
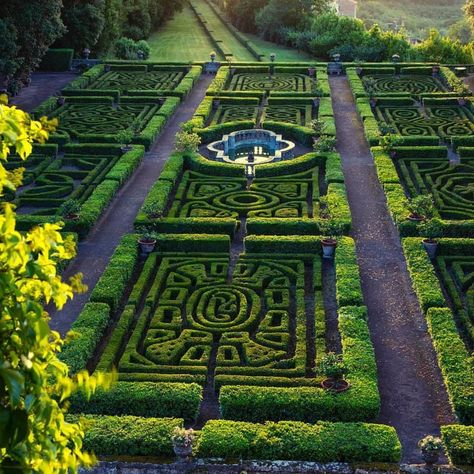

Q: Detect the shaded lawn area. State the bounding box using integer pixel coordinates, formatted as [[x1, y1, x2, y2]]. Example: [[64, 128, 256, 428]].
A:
[[148, 4, 223, 62]]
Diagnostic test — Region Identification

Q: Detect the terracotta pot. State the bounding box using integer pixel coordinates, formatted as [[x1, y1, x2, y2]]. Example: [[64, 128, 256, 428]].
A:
[[321, 239, 337, 259], [138, 238, 156, 254], [422, 239, 438, 259], [321, 378, 350, 392], [421, 449, 440, 466]]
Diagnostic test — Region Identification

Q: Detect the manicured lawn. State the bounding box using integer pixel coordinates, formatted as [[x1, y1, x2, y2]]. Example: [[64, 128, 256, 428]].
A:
[[148, 4, 223, 62]]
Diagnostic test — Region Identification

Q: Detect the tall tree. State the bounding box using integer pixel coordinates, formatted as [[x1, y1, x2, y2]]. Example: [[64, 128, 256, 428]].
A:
[[464, 0, 474, 31], [0, 0, 65, 94], [0, 95, 114, 472]]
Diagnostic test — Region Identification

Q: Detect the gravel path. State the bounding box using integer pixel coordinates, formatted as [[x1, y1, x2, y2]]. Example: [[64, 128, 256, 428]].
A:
[[50, 74, 214, 335], [329, 76, 455, 463], [11, 72, 77, 112]]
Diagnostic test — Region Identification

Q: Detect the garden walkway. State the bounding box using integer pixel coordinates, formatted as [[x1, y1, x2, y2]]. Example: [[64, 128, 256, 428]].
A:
[[49, 74, 214, 335], [11, 72, 77, 112], [329, 76, 456, 463]]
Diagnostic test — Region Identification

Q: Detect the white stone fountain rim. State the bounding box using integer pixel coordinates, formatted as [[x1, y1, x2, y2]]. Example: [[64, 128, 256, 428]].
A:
[[207, 129, 295, 164]]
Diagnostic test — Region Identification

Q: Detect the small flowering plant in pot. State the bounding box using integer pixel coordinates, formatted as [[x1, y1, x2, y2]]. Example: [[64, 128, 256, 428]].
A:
[[407, 194, 434, 222], [363, 77, 378, 107], [171, 427, 195, 461], [142, 202, 163, 219], [137, 228, 157, 254], [319, 219, 344, 259], [320, 352, 349, 392], [418, 218, 443, 260], [380, 132, 401, 158], [56, 199, 81, 221], [116, 128, 134, 152], [418, 435, 443, 465]]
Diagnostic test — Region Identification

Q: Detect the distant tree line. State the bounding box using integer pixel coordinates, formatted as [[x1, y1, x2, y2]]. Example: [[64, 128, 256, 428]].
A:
[[0, 0, 185, 94], [215, 0, 473, 63]]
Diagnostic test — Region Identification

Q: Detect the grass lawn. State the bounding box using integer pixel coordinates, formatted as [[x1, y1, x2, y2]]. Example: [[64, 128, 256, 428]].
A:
[[148, 4, 223, 62]]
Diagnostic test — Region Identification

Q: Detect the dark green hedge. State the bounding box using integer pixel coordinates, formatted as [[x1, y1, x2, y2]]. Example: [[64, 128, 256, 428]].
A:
[[197, 420, 401, 463], [69, 381, 202, 421], [69, 415, 183, 457], [441, 425, 474, 466], [39, 48, 73, 71]]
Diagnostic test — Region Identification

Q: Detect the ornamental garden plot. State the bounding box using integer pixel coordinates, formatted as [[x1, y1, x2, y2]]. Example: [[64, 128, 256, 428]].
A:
[[404, 238, 474, 425], [373, 146, 474, 237], [62, 234, 379, 425], [134, 152, 350, 236], [5, 143, 144, 237]]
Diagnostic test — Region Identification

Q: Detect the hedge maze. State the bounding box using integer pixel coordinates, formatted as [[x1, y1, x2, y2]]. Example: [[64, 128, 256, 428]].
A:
[[228, 73, 315, 93], [375, 103, 474, 138], [364, 74, 448, 95]]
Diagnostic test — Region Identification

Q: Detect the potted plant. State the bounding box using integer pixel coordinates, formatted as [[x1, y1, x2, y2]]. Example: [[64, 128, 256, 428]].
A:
[[308, 64, 316, 77], [319, 220, 344, 258], [137, 228, 157, 254], [354, 60, 363, 76], [454, 82, 470, 106], [171, 427, 195, 462], [380, 133, 402, 158], [56, 199, 81, 221], [320, 352, 349, 392], [116, 128, 134, 152], [432, 64, 440, 76], [209, 51, 216, 62], [175, 129, 202, 153], [142, 202, 163, 219], [362, 77, 378, 107], [418, 435, 443, 466], [313, 135, 337, 153], [419, 218, 443, 259], [407, 194, 434, 222]]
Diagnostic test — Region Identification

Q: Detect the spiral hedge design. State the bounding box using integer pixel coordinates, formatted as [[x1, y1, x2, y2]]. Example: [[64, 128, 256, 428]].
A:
[[167, 169, 318, 218], [115, 254, 311, 384], [364, 75, 447, 95], [90, 71, 185, 91], [376, 105, 474, 137], [12, 153, 120, 215], [211, 105, 259, 125], [227, 73, 315, 92], [397, 158, 474, 220], [435, 253, 474, 346], [264, 105, 313, 126], [53, 103, 161, 137]]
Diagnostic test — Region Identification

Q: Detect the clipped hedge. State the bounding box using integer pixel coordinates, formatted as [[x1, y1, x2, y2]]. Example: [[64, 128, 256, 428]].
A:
[[70, 415, 183, 457], [197, 420, 401, 463], [70, 382, 202, 421], [441, 425, 474, 466], [39, 48, 73, 71]]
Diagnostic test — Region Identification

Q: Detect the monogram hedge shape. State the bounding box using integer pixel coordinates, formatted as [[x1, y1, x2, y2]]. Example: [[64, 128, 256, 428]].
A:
[[396, 158, 474, 220], [103, 253, 320, 386], [375, 105, 474, 137], [52, 103, 161, 137], [167, 169, 321, 219], [9, 154, 120, 215], [435, 254, 474, 347], [227, 73, 315, 92], [364, 75, 448, 95], [89, 70, 185, 92]]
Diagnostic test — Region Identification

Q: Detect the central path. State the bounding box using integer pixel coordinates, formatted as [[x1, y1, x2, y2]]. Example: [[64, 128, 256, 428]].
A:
[[329, 76, 455, 463], [50, 74, 214, 335]]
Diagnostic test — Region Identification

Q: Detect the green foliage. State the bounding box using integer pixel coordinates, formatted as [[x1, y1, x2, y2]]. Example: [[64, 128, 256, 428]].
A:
[[442, 425, 474, 465], [39, 49, 74, 72], [114, 37, 151, 60], [197, 420, 401, 463]]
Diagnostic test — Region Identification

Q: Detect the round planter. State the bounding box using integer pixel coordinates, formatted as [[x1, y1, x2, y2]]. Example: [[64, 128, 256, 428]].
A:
[[369, 98, 377, 108], [421, 449, 440, 466], [422, 239, 438, 259], [173, 443, 193, 462], [321, 239, 337, 259], [308, 67, 316, 77], [407, 214, 424, 222], [321, 378, 350, 392], [138, 238, 156, 254], [65, 213, 80, 221], [356, 67, 363, 76], [147, 212, 162, 219], [458, 98, 467, 106], [121, 145, 133, 153]]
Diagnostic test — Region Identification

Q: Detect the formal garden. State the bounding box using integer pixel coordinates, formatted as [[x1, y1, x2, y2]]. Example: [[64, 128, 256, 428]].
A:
[[1, 0, 474, 472]]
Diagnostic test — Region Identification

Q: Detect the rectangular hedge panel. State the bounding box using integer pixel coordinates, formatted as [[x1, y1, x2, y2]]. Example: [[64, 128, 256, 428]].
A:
[[441, 425, 474, 466]]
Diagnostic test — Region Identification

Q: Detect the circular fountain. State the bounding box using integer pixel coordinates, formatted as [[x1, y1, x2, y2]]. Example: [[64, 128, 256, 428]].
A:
[[207, 129, 295, 165]]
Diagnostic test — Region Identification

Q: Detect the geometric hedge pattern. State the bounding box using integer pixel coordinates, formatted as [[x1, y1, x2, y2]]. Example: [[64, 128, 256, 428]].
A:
[[396, 158, 474, 220], [167, 168, 321, 219], [210, 105, 259, 125], [435, 253, 474, 347], [9, 153, 121, 215], [375, 105, 474, 137], [109, 252, 320, 386], [52, 103, 162, 137], [263, 105, 314, 126], [227, 73, 315, 92], [364, 74, 448, 95], [89, 70, 185, 92]]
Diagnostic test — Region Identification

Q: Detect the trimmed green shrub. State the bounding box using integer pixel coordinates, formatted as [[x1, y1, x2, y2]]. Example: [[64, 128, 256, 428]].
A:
[[39, 49, 73, 71], [197, 420, 401, 463], [441, 425, 474, 466]]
